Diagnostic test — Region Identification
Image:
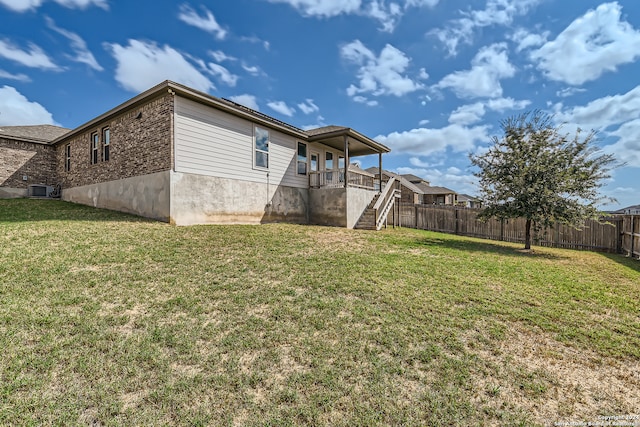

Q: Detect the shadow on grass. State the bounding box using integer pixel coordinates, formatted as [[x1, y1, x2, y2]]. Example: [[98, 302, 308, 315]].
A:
[[599, 252, 640, 274], [411, 234, 570, 260], [0, 199, 157, 224]]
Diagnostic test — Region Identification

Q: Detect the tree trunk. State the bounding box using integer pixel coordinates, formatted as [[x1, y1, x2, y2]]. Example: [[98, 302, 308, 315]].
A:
[[524, 218, 532, 250]]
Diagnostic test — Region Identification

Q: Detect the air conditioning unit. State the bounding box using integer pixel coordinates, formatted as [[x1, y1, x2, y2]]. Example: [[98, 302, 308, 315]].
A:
[[28, 184, 54, 198]]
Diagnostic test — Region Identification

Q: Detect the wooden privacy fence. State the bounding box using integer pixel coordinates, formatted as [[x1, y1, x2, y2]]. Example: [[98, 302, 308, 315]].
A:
[[400, 204, 638, 257]]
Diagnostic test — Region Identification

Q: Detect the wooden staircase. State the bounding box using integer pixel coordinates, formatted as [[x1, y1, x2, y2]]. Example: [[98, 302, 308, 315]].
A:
[[355, 177, 401, 230]]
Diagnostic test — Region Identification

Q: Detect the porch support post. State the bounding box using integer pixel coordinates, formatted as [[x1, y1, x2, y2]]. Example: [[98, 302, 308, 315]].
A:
[[378, 152, 383, 191], [344, 135, 349, 189]]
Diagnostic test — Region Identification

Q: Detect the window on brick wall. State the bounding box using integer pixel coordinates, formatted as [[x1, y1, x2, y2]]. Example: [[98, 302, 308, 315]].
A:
[[102, 127, 110, 161], [91, 132, 99, 164], [65, 144, 71, 171], [254, 126, 269, 169]]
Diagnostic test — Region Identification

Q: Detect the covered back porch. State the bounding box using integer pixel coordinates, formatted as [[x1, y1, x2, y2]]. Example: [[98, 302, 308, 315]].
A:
[[303, 126, 393, 228]]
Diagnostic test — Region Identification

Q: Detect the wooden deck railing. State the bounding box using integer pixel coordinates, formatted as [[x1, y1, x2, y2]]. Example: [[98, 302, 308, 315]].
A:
[[309, 168, 375, 189]]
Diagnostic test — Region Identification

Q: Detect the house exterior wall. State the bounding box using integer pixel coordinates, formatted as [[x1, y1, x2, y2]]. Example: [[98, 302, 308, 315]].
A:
[[346, 187, 377, 228], [171, 96, 313, 225], [174, 96, 308, 189], [55, 93, 173, 190], [62, 171, 170, 221], [169, 172, 308, 225], [0, 137, 57, 198], [309, 188, 347, 227]]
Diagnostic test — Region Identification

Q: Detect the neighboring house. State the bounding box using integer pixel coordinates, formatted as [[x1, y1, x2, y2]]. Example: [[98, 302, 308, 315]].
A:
[[366, 167, 424, 204], [610, 204, 640, 215], [456, 194, 482, 209], [401, 174, 458, 206], [0, 125, 70, 198], [0, 80, 393, 228]]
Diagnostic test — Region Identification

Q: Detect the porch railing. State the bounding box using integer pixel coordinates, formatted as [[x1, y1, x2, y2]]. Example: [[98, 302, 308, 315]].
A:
[[309, 168, 375, 190]]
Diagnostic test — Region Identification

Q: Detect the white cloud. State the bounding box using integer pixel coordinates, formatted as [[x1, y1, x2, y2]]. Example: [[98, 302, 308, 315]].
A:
[[556, 85, 640, 131], [267, 0, 361, 17], [0, 0, 106, 11], [352, 95, 378, 106], [510, 28, 549, 52], [556, 87, 587, 98], [341, 40, 423, 99], [0, 69, 30, 81], [0, 85, 55, 125], [485, 97, 530, 112], [227, 94, 259, 110], [178, 4, 227, 39], [45, 17, 102, 71], [418, 119, 430, 126], [210, 50, 236, 62], [298, 99, 319, 114], [106, 40, 213, 93], [430, 0, 542, 56], [376, 123, 490, 156], [418, 68, 429, 80], [448, 103, 486, 125], [606, 119, 640, 167], [531, 2, 640, 86], [448, 97, 531, 125], [0, 39, 59, 70], [434, 43, 515, 99], [267, 100, 296, 117], [267, 0, 438, 32], [204, 62, 238, 86], [241, 63, 261, 76]]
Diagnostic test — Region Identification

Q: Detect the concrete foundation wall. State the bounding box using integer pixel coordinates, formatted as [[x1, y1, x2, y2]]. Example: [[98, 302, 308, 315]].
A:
[[346, 187, 377, 228], [170, 172, 308, 225], [62, 171, 170, 221], [0, 187, 27, 198], [309, 188, 347, 227]]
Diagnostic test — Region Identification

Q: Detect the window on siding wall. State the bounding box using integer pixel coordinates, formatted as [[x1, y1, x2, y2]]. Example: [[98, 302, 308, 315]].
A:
[[297, 142, 307, 175], [254, 126, 269, 169], [65, 144, 71, 171], [325, 152, 334, 170], [102, 127, 110, 162], [91, 132, 99, 164]]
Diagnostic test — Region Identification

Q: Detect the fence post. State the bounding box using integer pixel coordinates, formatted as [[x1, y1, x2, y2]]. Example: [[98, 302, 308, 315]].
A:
[[555, 221, 560, 249], [500, 219, 504, 241], [455, 208, 459, 235], [616, 218, 623, 254], [632, 216, 636, 259], [415, 205, 418, 229]]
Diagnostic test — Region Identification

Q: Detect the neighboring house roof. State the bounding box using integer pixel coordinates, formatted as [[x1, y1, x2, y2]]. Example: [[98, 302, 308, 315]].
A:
[[610, 204, 640, 214], [349, 164, 375, 177], [365, 167, 424, 194], [457, 194, 479, 202], [0, 124, 70, 144], [49, 80, 390, 157], [400, 173, 430, 186], [414, 182, 457, 195]]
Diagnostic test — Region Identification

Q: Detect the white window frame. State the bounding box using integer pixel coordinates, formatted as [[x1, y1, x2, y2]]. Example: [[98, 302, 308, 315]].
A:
[[253, 125, 269, 170], [91, 132, 99, 165], [102, 127, 110, 162], [297, 142, 307, 175]]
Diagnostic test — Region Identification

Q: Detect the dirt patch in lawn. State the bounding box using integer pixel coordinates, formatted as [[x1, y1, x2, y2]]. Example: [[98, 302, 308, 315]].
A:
[[467, 322, 640, 425]]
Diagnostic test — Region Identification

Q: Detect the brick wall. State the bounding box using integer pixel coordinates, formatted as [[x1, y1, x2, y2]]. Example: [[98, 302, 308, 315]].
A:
[[55, 93, 173, 188], [0, 137, 57, 189]]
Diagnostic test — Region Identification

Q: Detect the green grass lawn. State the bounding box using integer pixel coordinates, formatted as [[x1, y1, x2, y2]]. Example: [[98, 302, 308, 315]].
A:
[[1, 199, 639, 426]]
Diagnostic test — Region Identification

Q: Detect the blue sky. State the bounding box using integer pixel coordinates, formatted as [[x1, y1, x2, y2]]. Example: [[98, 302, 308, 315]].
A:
[[1, 0, 639, 209]]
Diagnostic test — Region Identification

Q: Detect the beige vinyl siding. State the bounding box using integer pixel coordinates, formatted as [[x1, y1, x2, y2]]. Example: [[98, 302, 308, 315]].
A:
[[174, 96, 308, 189]]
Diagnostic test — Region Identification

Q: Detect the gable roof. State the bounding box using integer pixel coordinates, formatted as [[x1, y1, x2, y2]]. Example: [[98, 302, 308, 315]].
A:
[[401, 173, 429, 184], [49, 80, 390, 156], [457, 194, 479, 202], [0, 124, 70, 144]]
